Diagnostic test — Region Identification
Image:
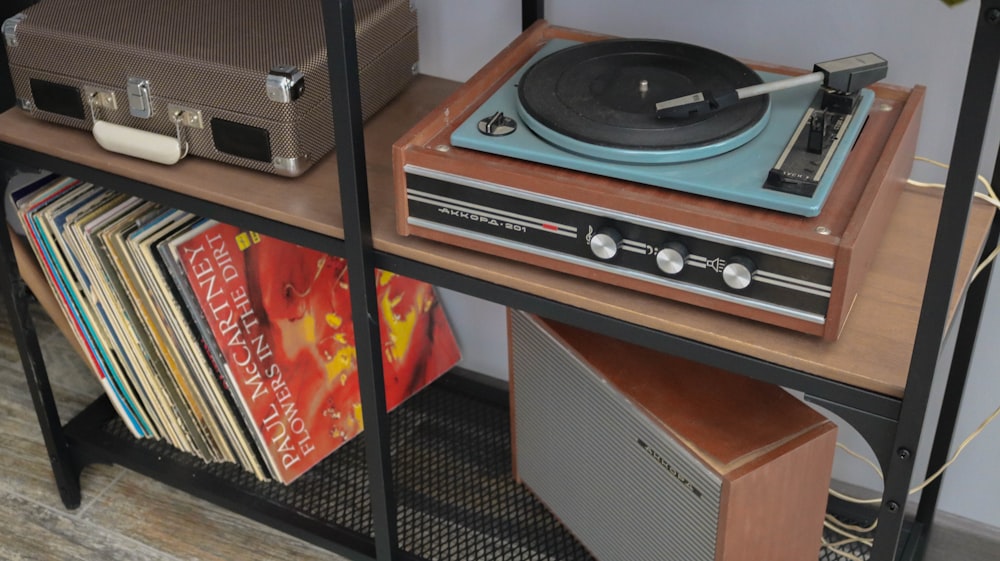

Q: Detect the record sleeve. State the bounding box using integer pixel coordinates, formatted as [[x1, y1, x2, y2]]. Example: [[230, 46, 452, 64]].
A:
[[98, 200, 197, 450], [16, 178, 150, 437], [66, 194, 172, 439], [54, 188, 168, 440], [157, 219, 271, 480], [165, 221, 463, 483], [36, 183, 156, 436], [136, 209, 268, 474], [119, 208, 221, 460], [104, 203, 205, 452]]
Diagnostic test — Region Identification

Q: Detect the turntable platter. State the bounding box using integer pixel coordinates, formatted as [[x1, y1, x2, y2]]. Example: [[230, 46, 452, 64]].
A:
[[516, 39, 770, 163]]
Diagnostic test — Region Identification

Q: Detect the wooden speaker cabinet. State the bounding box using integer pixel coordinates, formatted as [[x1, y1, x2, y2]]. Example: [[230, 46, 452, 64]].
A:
[[509, 310, 837, 561]]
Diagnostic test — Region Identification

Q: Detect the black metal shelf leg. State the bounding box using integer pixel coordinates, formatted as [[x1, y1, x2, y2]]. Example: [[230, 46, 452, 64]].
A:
[[523, 0, 545, 30], [321, 1, 398, 559], [869, 2, 1000, 560], [914, 101, 1000, 529], [915, 211, 1000, 530], [0, 204, 82, 508]]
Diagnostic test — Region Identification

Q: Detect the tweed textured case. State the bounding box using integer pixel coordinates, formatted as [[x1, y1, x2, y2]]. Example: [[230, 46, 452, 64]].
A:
[[2, 0, 418, 176]]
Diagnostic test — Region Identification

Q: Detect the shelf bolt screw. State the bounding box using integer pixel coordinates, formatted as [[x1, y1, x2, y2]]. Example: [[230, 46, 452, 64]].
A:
[[887, 501, 900, 512], [898, 448, 911, 460], [987, 8, 1000, 24]]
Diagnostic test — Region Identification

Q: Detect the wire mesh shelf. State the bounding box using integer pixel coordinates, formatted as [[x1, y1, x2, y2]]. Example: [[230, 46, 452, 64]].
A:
[[66, 375, 913, 561]]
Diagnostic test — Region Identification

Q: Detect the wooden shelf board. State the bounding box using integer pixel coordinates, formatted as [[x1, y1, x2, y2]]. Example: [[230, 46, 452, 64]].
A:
[[372, 174, 993, 398], [0, 76, 457, 240], [2, 76, 993, 398]]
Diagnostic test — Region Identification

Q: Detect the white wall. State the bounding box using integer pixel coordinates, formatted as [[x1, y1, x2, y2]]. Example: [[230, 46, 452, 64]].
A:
[[414, 0, 1000, 528]]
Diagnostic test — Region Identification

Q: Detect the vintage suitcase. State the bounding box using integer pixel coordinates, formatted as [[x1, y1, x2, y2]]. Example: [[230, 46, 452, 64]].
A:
[[2, 0, 418, 176]]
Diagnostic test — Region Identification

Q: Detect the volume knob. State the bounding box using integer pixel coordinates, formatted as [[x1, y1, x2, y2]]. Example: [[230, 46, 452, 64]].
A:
[[656, 242, 689, 275], [722, 256, 756, 290], [589, 227, 622, 260]]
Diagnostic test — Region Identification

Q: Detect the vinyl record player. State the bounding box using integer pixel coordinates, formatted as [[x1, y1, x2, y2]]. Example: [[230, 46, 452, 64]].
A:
[[393, 22, 924, 339]]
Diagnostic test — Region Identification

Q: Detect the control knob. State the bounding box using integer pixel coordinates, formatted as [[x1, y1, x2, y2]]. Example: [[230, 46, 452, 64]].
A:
[[589, 226, 622, 260], [656, 242, 689, 275], [722, 256, 756, 290]]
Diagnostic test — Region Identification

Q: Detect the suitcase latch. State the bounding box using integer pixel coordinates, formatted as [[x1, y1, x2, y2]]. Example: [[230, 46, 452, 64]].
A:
[[266, 65, 305, 103], [126, 77, 153, 118], [2, 13, 25, 47], [168, 104, 204, 130], [85, 87, 118, 113]]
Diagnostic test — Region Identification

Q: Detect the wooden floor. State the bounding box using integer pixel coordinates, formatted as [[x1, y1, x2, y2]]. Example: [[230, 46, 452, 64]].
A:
[[0, 302, 347, 561], [1, 302, 998, 561]]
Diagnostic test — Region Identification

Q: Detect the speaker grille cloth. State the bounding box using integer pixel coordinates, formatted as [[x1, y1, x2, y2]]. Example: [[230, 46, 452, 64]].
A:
[[511, 311, 722, 561]]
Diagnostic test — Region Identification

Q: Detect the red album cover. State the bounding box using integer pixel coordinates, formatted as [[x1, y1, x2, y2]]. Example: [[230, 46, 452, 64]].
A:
[[166, 220, 462, 483]]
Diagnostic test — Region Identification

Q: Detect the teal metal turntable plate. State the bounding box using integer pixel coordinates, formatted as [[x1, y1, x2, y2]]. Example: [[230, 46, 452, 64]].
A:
[[451, 39, 875, 217]]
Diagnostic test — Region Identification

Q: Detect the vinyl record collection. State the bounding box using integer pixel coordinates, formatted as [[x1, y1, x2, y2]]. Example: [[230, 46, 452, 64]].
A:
[[11, 173, 462, 484]]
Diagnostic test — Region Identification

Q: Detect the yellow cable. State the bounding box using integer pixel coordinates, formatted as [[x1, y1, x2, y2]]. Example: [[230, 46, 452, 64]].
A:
[[821, 513, 878, 560], [836, 441, 884, 478], [828, 441, 885, 505], [911, 401, 1000, 494], [973, 246, 1000, 280], [825, 513, 878, 534], [820, 538, 870, 561], [906, 157, 1000, 282], [830, 400, 1000, 506], [913, 155, 997, 200], [829, 487, 881, 505], [820, 156, 998, 555]]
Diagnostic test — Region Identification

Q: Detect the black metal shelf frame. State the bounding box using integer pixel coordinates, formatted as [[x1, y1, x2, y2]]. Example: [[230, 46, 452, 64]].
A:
[[0, 0, 998, 560]]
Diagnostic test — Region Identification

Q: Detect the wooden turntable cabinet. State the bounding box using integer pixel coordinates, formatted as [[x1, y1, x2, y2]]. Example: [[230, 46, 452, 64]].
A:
[[393, 22, 924, 340]]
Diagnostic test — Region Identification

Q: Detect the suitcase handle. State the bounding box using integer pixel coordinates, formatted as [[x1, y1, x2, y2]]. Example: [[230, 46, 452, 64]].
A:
[[92, 120, 187, 165]]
